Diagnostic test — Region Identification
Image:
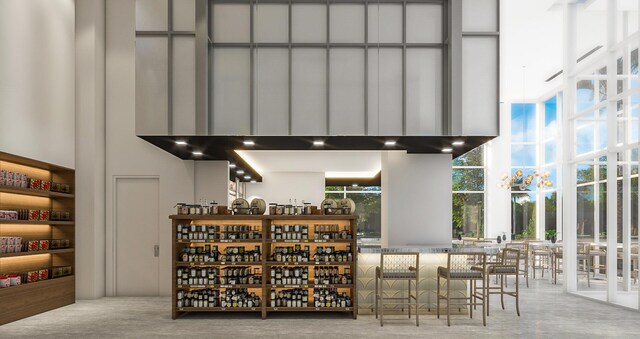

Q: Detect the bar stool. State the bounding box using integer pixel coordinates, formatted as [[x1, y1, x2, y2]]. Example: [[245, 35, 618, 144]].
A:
[[530, 243, 551, 279], [375, 252, 419, 327], [552, 247, 563, 284], [437, 252, 487, 326], [577, 243, 591, 287], [481, 248, 520, 316], [505, 242, 529, 287], [588, 244, 607, 278]]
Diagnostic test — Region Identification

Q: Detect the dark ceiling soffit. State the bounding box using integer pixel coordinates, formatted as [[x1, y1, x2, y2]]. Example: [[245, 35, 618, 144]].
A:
[[326, 171, 382, 187], [138, 135, 497, 182]]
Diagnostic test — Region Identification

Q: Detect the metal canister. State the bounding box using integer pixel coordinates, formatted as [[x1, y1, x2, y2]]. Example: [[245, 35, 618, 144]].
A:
[[209, 201, 218, 215]]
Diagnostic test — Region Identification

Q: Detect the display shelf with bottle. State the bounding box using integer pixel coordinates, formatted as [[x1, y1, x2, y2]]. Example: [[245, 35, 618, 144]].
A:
[[171, 214, 356, 320], [0, 151, 75, 325]]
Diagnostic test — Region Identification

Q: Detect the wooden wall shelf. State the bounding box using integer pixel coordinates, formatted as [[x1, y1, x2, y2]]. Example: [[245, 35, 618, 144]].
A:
[[171, 215, 357, 320], [0, 151, 75, 325]]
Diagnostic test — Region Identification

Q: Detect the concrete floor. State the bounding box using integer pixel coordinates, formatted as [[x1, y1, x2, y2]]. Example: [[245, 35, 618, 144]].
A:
[[1, 279, 639, 339]]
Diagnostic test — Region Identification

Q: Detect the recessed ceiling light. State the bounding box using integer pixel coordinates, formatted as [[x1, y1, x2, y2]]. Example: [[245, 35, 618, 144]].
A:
[[442, 148, 453, 153], [229, 163, 236, 168], [237, 170, 245, 174], [352, 183, 358, 187], [313, 140, 324, 146], [192, 151, 203, 156], [244, 175, 251, 179], [243, 140, 255, 146], [384, 140, 396, 146], [452, 140, 465, 146], [250, 180, 257, 183], [175, 140, 187, 146]]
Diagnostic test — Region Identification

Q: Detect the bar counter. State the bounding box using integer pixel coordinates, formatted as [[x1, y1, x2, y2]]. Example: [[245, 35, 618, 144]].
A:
[[356, 246, 498, 314]]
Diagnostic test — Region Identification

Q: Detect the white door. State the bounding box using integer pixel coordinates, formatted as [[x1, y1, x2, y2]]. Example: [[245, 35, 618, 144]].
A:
[[115, 177, 160, 296]]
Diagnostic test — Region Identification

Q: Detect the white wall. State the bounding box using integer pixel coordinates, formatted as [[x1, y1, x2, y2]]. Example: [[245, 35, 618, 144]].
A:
[[245, 172, 325, 208], [194, 161, 229, 205], [105, 0, 195, 297], [381, 152, 452, 247], [0, 0, 75, 168]]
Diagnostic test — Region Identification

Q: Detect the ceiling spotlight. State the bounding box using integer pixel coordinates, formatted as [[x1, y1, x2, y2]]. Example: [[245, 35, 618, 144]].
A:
[[237, 170, 245, 175], [175, 140, 187, 146], [192, 151, 203, 156], [313, 140, 324, 146], [250, 180, 257, 183], [243, 140, 255, 146], [244, 175, 251, 179], [442, 148, 453, 153], [452, 140, 465, 146], [229, 163, 236, 168], [384, 140, 396, 146]]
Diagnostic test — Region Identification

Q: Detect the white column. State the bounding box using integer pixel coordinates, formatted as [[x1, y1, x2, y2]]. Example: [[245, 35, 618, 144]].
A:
[[621, 11, 631, 293], [381, 152, 453, 247], [76, 0, 106, 299], [605, 0, 618, 303], [485, 103, 512, 239], [562, 0, 578, 293]]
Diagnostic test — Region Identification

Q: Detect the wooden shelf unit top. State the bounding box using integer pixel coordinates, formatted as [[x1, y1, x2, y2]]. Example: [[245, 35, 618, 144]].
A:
[[170, 214, 358, 221], [0, 186, 74, 199], [0, 248, 74, 259], [0, 220, 74, 226]]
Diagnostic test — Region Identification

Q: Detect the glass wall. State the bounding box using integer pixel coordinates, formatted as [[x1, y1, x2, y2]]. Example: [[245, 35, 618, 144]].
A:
[[325, 186, 381, 243], [562, 1, 639, 309], [452, 146, 485, 239]]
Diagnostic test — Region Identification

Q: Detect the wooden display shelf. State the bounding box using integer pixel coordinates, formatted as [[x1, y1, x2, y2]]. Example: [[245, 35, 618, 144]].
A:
[[0, 220, 74, 226], [176, 284, 262, 289], [0, 186, 74, 199], [266, 239, 352, 244], [266, 261, 354, 266], [266, 307, 354, 312], [171, 215, 357, 320], [176, 261, 262, 267], [170, 214, 357, 221], [0, 151, 75, 325], [177, 239, 262, 244], [176, 307, 261, 312], [268, 284, 353, 289], [0, 248, 74, 258]]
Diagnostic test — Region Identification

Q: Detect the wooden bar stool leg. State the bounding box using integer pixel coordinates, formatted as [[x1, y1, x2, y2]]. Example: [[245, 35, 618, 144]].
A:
[[515, 272, 520, 316], [415, 280, 419, 327], [437, 275, 441, 319], [482, 278, 487, 326], [408, 280, 411, 319], [380, 279, 384, 327], [375, 275, 378, 319], [446, 279, 451, 327], [500, 275, 505, 310]]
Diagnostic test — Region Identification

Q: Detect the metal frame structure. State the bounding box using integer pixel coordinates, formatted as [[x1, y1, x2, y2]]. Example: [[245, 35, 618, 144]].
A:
[[208, 0, 449, 136], [135, 0, 197, 136]]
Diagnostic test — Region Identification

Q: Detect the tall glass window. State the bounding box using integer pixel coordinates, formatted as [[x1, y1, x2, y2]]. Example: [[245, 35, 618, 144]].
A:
[[325, 186, 381, 245], [452, 146, 485, 239]]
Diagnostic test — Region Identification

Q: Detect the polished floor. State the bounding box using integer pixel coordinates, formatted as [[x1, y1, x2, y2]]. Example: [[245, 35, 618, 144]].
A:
[[1, 279, 639, 339]]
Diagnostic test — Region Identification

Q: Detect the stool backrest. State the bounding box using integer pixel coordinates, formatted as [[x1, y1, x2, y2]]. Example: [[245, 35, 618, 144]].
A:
[[380, 252, 419, 275], [501, 248, 521, 266], [447, 252, 486, 272]]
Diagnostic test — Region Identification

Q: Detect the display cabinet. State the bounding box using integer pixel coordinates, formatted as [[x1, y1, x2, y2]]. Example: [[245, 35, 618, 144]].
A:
[[170, 214, 357, 319]]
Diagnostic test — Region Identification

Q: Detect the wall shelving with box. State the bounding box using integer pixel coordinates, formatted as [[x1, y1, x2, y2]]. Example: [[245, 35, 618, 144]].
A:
[[0, 151, 75, 325]]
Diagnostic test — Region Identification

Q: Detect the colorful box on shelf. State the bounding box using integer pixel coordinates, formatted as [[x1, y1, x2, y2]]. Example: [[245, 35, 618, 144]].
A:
[[51, 266, 72, 278], [0, 170, 28, 188], [0, 237, 23, 254], [0, 210, 18, 221]]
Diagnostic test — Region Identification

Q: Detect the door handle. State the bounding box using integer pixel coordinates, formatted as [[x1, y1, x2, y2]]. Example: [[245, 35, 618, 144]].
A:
[[154, 245, 159, 257]]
